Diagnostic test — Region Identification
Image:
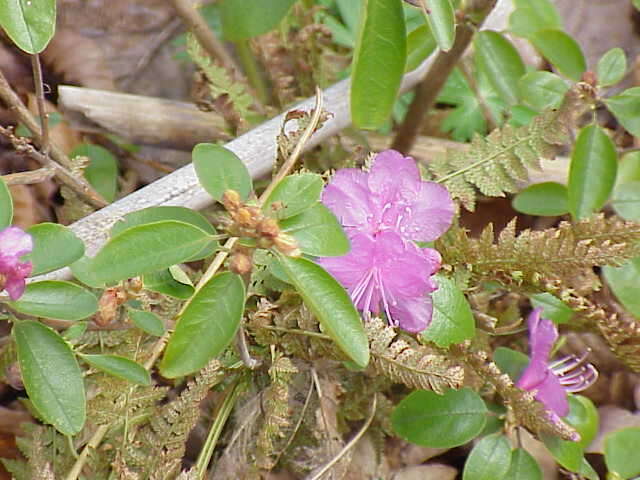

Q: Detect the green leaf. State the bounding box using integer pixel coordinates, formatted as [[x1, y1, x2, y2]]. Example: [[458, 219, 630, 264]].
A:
[[474, 31, 526, 106], [143, 268, 195, 300], [80, 221, 213, 286], [0, 177, 12, 229], [635, 0, 640, 10], [568, 124, 617, 220], [0, 0, 56, 53], [421, 0, 455, 52], [518, 71, 569, 111], [578, 458, 599, 480], [278, 255, 369, 368], [14, 320, 85, 435], [612, 181, 640, 221], [530, 29, 586, 81], [263, 173, 324, 219], [530, 293, 574, 324], [605, 87, 640, 137], [161, 272, 245, 378], [406, 23, 436, 72], [505, 448, 542, 480], [597, 47, 627, 87], [279, 204, 350, 257], [463, 433, 512, 480], [351, 0, 406, 129], [129, 309, 165, 337], [220, 0, 296, 41], [604, 427, 640, 479], [71, 144, 118, 203], [193, 143, 252, 201], [422, 275, 475, 346], [493, 347, 529, 383], [392, 388, 488, 448], [80, 354, 151, 386], [25, 223, 85, 275], [9, 281, 98, 321], [603, 257, 640, 318], [512, 182, 569, 216], [111, 206, 218, 261], [508, 0, 562, 38], [62, 321, 88, 341], [617, 152, 640, 185]]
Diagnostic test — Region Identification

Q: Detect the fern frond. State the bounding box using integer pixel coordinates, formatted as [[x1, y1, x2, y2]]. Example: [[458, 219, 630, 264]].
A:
[[430, 83, 595, 210], [187, 34, 253, 127], [438, 216, 640, 290], [366, 318, 464, 393]]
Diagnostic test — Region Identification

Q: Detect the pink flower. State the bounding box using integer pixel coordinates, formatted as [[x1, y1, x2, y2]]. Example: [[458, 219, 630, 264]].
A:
[[0, 226, 33, 300], [318, 150, 454, 332], [517, 308, 598, 419]]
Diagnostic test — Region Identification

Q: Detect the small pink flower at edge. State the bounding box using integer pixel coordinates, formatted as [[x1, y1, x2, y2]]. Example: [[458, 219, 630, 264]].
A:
[[0, 226, 33, 300], [517, 308, 598, 431], [318, 150, 454, 333]]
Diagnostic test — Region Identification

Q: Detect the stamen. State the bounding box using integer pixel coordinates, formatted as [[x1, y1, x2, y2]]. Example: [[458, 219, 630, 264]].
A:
[[559, 364, 599, 392], [549, 350, 590, 375], [351, 269, 375, 310], [376, 269, 395, 326]]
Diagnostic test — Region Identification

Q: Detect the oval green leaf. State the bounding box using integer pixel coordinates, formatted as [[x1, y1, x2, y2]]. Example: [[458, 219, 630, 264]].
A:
[[111, 206, 218, 261], [10, 281, 98, 321], [82, 221, 213, 285], [71, 144, 118, 203], [161, 272, 245, 378], [143, 268, 195, 300], [25, 223, 85, 276], [0, 0, 56, 53], [530, 293, 574, 324], [0, 177, 12, 229], [604, 427, 640, 479], [612, 181, 640, 222], [129, 309, 165, 337], [493, 347, 529, 383], [406, 23, 436, 72], [421, 0, 455, 52], [392, 388, 488, 448], [508, 0, 562, 38], [475, 31, 526, 105], [505, 448, 542, 480], [279, 204, 350, 257], [603, 257, 640, 318], [463, 433, 512, 480], [597, 47, 627, 87], [512, 182, 569, 216], [605, 87, 640, 137], [62, 321, 88, 341], [530, 29, 586, 81], [14, 320, 85, 435], [568, 124, 617, 220], [278, 255, 369, 368], [263, 173, 324, 219], [422, 275, 475, 346], [617, 152, 640, 185], [351, 0, 406, 129], [193, 143, 252, 201], [518, 71, 569, 111], [220, 0, 296, 41], [80, 354, 151, 386]]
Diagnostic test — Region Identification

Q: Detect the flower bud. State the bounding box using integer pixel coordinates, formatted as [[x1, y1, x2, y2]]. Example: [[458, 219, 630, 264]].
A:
[[222, 189, 241, 212], [229, 250, 253, 275], [273, 233, 301, 257], [257, 217, 280, 238]]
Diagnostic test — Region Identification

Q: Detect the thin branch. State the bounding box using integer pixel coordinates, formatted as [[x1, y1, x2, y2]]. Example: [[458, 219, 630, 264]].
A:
[[0, 71, 107, 208], [1, 166, 55, 185], [30, 54, 50, 155]]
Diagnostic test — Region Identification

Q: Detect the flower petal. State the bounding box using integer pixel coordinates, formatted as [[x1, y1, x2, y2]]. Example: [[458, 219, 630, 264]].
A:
[[322, 168, 375, 234], [317, 233, 375, 289], [528, 308, 558, 365], [0, 226, 33, 267], [398, 182, 455, 241], [389, 294, 434, 333], [4, 272, 27, 301], [368, 150, 422, 205], [532, 369, 570, 417]]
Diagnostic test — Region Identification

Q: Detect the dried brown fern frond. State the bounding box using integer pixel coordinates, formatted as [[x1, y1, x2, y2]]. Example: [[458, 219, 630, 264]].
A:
[[366, 317, 464, 393], [438, 216, 640, 290], [429, 83, 596, 210], [451, 344, 578, 441]]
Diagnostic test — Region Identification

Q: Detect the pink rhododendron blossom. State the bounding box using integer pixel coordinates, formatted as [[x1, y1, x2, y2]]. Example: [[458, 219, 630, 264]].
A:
[[318, 150, 454, 333], [0, 226, 33, 300], [517, 308, 598, 420]]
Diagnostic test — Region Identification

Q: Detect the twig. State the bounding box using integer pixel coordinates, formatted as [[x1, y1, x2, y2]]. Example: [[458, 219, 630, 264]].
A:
[[0, 126, 107, 209], [1, 166, 55, 185], [305, 394, 377, 480], [391, 23, 475, 153], [30, 54, 50, 155], [0, 71, 107, 208]]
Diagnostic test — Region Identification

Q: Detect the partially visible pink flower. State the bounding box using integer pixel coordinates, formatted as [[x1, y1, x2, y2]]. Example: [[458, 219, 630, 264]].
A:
[[318, 150, 454, 332], [517, 308, 598, 420], [0, 226, 33, 300]]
